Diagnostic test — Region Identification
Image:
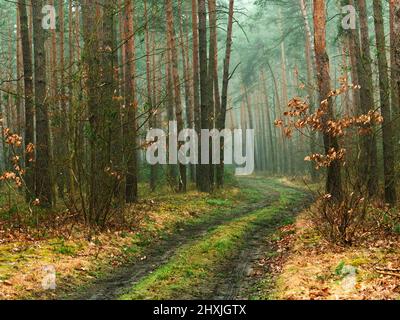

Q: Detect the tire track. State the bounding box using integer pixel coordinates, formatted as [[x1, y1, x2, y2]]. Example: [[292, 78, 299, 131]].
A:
[[70, 178, 282, 300], [208, 197, 312, 300]]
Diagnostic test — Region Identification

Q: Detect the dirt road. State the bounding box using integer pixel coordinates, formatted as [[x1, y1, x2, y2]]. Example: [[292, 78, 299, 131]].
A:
[[71, 178, 310, 300]]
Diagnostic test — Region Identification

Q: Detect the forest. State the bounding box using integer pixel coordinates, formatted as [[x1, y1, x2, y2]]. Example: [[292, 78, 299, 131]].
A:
[[0, 0, 400, 301]]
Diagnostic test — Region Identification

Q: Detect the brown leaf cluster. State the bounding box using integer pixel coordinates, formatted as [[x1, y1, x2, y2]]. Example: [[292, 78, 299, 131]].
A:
[[275, 79, 384, 167], [0, 128, 34, 189], [3, 128, 23, 147], [304, 148, 346, 170]]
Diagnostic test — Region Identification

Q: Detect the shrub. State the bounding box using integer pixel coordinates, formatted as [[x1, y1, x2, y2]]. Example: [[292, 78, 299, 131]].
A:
[[309, 190, 367, 245]]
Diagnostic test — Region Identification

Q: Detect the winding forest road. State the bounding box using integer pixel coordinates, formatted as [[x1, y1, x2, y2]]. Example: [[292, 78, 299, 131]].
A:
[[71, 177, 311, 300]]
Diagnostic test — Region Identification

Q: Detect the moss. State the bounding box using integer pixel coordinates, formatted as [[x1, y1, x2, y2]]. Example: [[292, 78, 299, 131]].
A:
[[120, 187, 305, 300], [348, 256, 371, 267], [334, 261, 346, 275]]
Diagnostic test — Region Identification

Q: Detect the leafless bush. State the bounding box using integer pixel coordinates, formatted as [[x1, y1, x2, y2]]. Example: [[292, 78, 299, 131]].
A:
[[309, 190, 368, 246]]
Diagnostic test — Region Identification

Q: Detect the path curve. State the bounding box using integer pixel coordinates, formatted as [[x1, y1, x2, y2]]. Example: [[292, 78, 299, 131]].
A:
[[71, 178, 310, 300]]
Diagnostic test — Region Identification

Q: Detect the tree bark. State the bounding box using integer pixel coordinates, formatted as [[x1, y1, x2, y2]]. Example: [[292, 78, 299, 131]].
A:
[[123, 0, 138, 203], [341, 0, 378, 196], [144, 0, 157, 192], [299, 0, 318, 181], [166, 0, 187, 192], [279, 11, 291, 175], [260, 69, 276, 173], [32, 0, 53, 207], [17, 0, 35, 201], [207, 0, 218, 188], [56, 0, 68, 200], [217, 0, 234, 186], [313, 0, 342, 199], [197, 0, 211, 192], [373, 0, 397, 205], [391, 1, 400, 146], [191, 0, 200, 187], [16, 8, 22, 137]]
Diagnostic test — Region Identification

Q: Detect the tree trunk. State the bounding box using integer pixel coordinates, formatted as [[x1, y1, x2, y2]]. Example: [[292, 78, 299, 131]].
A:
[[144, 0, 157, 192], [260, 69, 276, 173], [165, 44, 178, 190], [217, 0, 234, 187], [178, 0, 193, 130], [267, 61, 284, 174], [373, 0, 397, 205], [16, 8, 22, 137], [49, 4, 58, 204], [81, 0, 103, 223], [67, 0, 76, 197], [299, 0, 315, 64], [57, 0, 68, 200], [32, 0, 53, 207], [123, 0, 138, 203], [17, 0, 35, 201], [313, 0, 342, 199], [207, 0, 218, 188], [104, 0, 122, 209], [279, 11, 291, 175], [166, 0, 186, 192], [191, 0, 200, 187], [341, 0, 377, 196], [197, 0, 211, 192], [391, 1, 400, 147], [178, 0, 195, 182], [165, 1, 186, 192], [299, 0, 318, 181]]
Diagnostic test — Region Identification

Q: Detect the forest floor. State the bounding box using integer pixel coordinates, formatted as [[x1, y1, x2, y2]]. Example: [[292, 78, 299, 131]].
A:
[[268, 210, 400, 300], [2, 176, 398, 300], [0, 176, 309, 300]]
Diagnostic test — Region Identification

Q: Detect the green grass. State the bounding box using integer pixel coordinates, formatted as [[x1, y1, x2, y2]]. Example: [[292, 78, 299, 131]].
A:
[[205, 198, 233, 207], [120, 186, 305, 300], [335, 261, 346, 276], [51, 240, 79, 256]]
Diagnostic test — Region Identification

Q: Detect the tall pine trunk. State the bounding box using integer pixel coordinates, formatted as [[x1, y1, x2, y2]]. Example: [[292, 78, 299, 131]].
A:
[[357, 0, 379, 197], [313, 0, 342, 200], [166, 0, 186, 192], [373, 0, 397, 205], [191, 0, 200, 187], [392, 1, 400, 147], [17, 0, 35, 201], [207, 0, 218, 188], [32, 0, 53, 207], [197, 0, 211, 192], [123, 0, 138, 203], [299, 0, 318, 181], [217, 0, 234, 186], [144, 0, 157, 192], [260, 69, 276, 173]]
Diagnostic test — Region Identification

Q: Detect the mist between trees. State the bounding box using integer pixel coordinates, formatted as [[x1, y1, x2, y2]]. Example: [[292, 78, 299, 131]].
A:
[[145, 121, 255, 175]]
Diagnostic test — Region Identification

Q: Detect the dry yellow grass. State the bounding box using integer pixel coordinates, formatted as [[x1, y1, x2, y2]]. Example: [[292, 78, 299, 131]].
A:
[[0, 184, 244, 299], [275, 210, 400, 300]]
